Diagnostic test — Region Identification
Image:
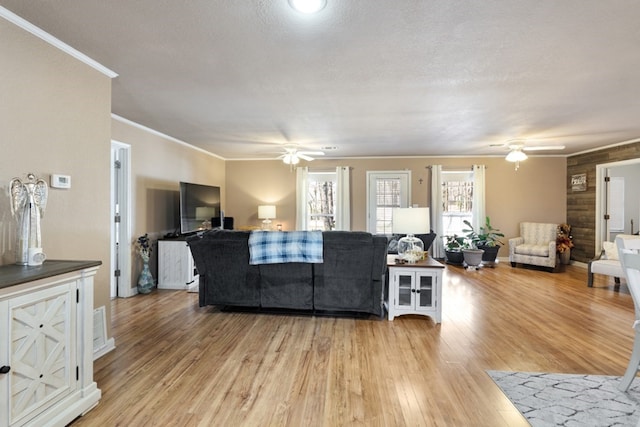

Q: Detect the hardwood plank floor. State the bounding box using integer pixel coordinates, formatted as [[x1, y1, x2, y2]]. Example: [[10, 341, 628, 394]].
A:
[[72, 263, 635, 426]]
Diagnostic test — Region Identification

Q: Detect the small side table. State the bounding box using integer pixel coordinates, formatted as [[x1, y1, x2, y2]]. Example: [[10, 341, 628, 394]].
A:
[[385, 255, 444, 323]]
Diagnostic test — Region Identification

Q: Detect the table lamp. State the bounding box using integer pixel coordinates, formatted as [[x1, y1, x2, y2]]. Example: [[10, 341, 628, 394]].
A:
[[258, 205, 276, 230], [392, 207, 430, 263]]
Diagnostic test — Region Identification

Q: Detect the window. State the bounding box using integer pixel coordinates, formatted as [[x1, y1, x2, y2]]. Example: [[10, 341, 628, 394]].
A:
[[296, 167, 350, 231], [307, 172, 337, 231], [441, 171, 473, 236], [366, 171, 410, 234]]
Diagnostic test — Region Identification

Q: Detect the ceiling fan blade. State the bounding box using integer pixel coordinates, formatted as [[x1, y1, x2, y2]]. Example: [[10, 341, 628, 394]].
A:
[[522, 145, 566, 151], [297, 153, 314, 161], [298, 151, 325, 156]]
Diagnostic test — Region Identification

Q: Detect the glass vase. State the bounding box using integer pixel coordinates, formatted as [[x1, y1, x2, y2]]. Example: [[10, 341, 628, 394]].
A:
[[137, 252, 154, 294]]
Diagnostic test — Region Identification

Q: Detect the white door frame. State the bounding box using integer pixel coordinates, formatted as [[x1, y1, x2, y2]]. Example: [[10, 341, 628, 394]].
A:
[[595, 157, 640, 253], [110, 141, 133, 298]]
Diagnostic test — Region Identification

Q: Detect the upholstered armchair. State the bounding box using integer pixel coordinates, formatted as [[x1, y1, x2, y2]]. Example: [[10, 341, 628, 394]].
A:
[[509, 222, 558, 271]]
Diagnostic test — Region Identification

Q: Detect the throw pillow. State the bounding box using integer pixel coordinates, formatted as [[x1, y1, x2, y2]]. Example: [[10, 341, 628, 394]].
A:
[[602, 241, 619, 260]]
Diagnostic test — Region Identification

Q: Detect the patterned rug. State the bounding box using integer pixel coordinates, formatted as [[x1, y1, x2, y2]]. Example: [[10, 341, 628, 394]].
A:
[[487, 371, 640, 426]]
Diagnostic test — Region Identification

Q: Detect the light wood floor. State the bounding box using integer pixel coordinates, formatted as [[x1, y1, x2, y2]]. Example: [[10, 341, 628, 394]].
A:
[[73, 263, 635, 426]]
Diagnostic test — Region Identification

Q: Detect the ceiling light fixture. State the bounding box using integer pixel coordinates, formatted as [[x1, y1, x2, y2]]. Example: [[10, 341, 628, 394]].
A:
[[505, 145, 528, 170], [289, 0, 327, 14], [282, 153, 300, 165]]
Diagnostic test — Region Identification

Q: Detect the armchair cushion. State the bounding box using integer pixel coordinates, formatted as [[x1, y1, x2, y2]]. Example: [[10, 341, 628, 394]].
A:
[[602, 241, 619, 260], [514, 243, 550, 257]]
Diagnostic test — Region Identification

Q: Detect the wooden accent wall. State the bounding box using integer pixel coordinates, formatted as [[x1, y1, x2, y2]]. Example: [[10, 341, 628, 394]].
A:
[[567, 142, 640, 262]]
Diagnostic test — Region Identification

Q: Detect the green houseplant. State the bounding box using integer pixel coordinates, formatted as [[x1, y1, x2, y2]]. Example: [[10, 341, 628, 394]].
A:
[[462, 217, 505, 267], [443, 234, 468, 265]]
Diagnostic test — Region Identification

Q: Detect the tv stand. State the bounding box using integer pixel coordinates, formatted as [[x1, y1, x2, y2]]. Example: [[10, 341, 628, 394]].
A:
[[158, 238, 199, 291]]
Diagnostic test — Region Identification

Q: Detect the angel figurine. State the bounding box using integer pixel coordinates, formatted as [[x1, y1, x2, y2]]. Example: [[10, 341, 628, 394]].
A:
[[10, 173, 48, 265]]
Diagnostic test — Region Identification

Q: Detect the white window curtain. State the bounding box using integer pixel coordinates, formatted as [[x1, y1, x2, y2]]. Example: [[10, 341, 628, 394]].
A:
[[430, 165, 445, 259], [295, 166, 309, 230], [471, 164, 486, 230], [335, 166, 351, 230]]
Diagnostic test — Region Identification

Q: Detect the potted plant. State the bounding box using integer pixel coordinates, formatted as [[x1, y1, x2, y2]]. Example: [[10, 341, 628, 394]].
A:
[[443, 234, 468, 265], [462, 217, 505, 267], [556, 223, 574, 265]]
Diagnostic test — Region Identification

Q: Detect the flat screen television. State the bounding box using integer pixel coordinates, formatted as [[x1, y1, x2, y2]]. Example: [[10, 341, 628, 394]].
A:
[[179, 181, 221, 235]]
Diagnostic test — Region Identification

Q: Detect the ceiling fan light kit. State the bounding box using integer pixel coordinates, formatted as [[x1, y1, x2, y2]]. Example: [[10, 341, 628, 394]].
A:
[[505, 148, 528, 163], [505, 144, 528, 171], [282, 153, 300, 165], [279, 146, 325, 167]]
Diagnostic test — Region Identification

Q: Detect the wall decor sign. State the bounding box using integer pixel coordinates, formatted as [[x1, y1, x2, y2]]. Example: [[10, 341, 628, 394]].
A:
[[571, 173, 587, 192]]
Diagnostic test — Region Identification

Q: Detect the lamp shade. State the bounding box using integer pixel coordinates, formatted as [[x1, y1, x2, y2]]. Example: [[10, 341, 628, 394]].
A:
[[258, 205, 276, 219], [392, 207, 430, 235]]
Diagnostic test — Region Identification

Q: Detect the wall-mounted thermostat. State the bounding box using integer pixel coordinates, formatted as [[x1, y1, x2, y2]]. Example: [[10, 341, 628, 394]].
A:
[[51, 174, 71, 189]]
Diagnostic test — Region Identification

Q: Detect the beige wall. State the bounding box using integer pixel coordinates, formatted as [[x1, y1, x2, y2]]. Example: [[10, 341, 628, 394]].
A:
[[226, 156, 567, 256], [112, 119, 226, 292], [0, 19, 112, 330]]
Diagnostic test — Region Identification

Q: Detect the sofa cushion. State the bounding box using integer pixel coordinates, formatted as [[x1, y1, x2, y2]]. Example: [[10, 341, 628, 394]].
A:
[[514, 244, 550, 257], [602, 241, 619, 260]]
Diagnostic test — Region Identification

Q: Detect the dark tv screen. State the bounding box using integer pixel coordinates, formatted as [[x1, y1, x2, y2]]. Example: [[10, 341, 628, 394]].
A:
[[179, 181, 221, 234]]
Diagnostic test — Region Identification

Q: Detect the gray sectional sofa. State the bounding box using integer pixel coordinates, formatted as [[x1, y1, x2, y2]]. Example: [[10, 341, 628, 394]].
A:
[[187, 229, 388, 317]]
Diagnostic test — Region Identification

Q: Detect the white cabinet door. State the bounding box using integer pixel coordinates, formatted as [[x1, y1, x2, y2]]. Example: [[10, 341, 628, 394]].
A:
[[392, 270, 414, 313], [415, 271, 436, 312], [5, 282, 76, 427]]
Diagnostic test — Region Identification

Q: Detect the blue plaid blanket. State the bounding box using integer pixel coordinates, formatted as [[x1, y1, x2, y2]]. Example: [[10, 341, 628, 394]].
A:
[[249, 231, 323, 265]]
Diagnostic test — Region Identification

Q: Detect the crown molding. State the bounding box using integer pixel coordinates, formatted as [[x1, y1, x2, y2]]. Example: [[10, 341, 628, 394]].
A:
[[0, 6, 117, 78], [111, 114, 225, 160]]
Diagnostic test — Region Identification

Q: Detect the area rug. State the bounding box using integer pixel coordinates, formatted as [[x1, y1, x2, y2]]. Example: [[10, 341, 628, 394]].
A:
[[487, 371, 640, 426]]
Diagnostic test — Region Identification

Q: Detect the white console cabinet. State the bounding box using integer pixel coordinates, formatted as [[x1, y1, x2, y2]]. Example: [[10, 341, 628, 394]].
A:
[[0, 261, 101, 427], [158, 239, 199, 291]]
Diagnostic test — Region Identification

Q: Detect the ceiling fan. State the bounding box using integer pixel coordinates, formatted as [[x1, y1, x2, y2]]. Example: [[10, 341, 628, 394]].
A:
[[494, 140, 565, 170], [278, 145, 325, 165]]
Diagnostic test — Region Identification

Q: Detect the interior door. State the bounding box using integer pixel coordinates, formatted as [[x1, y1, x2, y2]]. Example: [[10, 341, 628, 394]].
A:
[[111, 141, 132, 298], [366, 171, 410, 234]]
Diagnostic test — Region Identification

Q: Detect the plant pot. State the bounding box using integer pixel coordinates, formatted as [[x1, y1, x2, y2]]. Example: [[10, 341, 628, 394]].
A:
[[478, 245, 500, 267], [463, 249, 484, 270], [445, 250, 464, 265], [559, 250, 571, 265]]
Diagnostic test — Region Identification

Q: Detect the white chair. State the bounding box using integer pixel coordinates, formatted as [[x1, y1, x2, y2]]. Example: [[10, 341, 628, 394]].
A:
[[509, 222, 558, 271], [615, 234, 640, 391], [588, 241, 623, 287]]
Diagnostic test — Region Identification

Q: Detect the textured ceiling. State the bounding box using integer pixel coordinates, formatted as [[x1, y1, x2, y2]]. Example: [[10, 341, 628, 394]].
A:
[[2, 1, 640, 160]]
